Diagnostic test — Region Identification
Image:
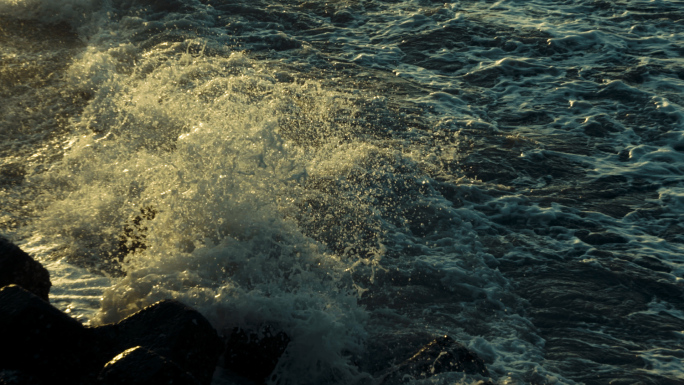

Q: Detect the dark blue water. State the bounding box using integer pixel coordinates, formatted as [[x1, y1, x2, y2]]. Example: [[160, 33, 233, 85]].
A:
[[1, 0, 683, 384]]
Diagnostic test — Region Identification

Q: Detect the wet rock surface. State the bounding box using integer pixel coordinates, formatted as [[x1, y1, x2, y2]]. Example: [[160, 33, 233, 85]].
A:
[[224, 325, 291, 384], [0, 240, 299, 385], [0, 236, 51, 301], [0, 286, 221, 385], [0, 262, 474, 385], [0, 285, 96, 384], [379, 335, 491, 384], [93, 300, 224, 385], [97, 346, 201, 385]]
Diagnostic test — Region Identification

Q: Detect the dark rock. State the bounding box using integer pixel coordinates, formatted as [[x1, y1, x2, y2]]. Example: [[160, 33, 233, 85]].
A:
[[0, 285, 94, 383], [97, 346, 201, 385], [379, 335, 490, 384], [0, 370, 39, 385], [0, 236, 51, 301], [93, 300, 223, 385], [361, 331, 437, 375], [0, 286, 224, 385], [224, 325, 291, 384]]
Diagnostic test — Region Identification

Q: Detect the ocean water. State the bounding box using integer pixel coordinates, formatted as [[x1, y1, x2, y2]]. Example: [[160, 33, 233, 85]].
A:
[[1, 0, 683, 384]]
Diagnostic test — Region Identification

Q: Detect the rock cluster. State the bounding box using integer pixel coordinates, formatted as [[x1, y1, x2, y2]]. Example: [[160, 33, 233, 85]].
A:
[[0, 235, 225, 385], [0, 236, 493, 384], [0, 237, 295, 385], [224, 325, 291, 384], [0, 285, 222, 385]]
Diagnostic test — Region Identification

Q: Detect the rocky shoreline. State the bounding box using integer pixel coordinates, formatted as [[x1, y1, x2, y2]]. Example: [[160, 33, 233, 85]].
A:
[[1, 236, 492, 384]]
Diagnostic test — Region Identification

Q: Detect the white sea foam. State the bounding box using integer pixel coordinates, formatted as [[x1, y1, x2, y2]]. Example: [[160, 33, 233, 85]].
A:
[[3, 0, 684, 384], [20, 31, 376, 381]]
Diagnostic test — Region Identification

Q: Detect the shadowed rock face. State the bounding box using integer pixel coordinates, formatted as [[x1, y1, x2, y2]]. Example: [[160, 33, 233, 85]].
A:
[[93, 300, 224, 385], [0, 285, 223, 385], [97, 346, 201, 385], [0, 285, 94, 383], [224, 325, 291, 384], [0, 236, 51, 301]]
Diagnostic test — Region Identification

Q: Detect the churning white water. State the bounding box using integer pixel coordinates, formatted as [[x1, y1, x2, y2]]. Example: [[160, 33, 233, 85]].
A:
[[2, 0, 683, 384]]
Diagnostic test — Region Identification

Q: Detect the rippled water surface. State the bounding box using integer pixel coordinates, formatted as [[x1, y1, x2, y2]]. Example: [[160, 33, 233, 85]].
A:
[[1, 0, 684, 384]]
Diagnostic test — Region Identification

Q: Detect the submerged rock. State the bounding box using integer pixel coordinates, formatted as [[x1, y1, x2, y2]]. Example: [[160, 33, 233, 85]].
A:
[[94, 300, 224, 385], [379, 335, 490, 384], [97, 346, 201, 385], [0, 236, 51, 301], [224, 325, 291, 384]]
